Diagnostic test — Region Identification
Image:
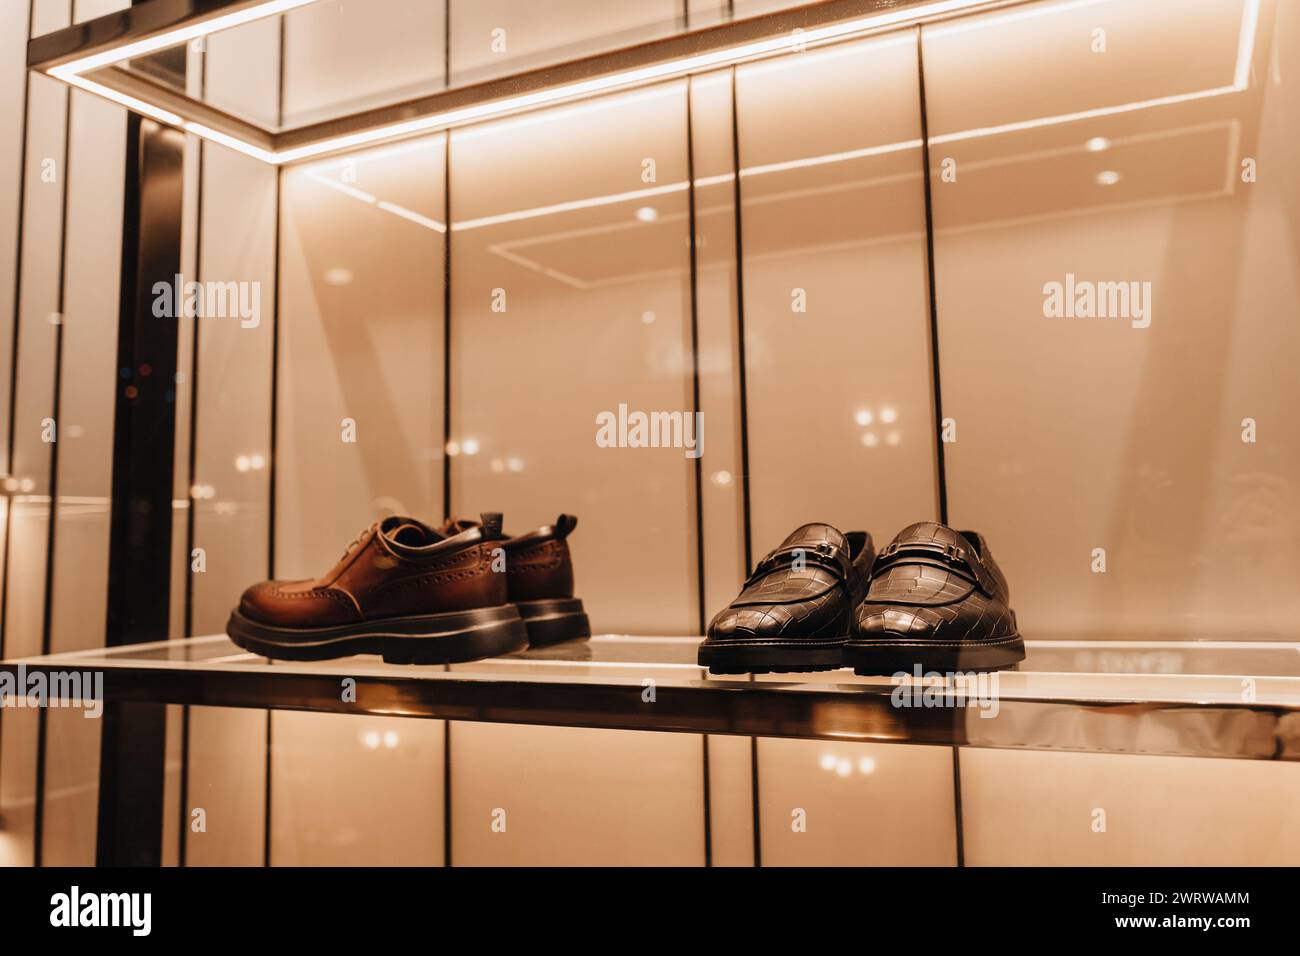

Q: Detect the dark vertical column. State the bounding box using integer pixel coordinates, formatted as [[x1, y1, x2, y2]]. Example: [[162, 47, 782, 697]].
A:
[[96, 116, 185, 867]]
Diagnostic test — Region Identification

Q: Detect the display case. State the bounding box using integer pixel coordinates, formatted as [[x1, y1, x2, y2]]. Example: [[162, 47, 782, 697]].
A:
[[0, 0, 1297, 869]]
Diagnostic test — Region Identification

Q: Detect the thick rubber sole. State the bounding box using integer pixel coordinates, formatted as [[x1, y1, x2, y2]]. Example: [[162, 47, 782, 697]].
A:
[[697, 638, 848, 675], [842, 633, 1026, 675], [515, 597, 591, 647], [226, 604, 528, 664]]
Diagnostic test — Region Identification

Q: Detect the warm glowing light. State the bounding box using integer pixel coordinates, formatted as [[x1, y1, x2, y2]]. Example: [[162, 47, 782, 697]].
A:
[[375, 200, 446, 233], [858, 756, 877, 774], [461, 438, 481, 456], [880, 407, 898, 424], [45, 0, 993, 165], [854, 409, 873, 426], [324, 267, 353, 286], [635, 206, 659, 222], [43, 0, 1261, 173], [1095, 169, 1121, 186], [861, 433, 879, 448], [1084, 136, 1111, 152], [49, 0, 318, 77], [52, 72, 183, 126], [710, 470, 732, 487], [819, 753, 837, 771]]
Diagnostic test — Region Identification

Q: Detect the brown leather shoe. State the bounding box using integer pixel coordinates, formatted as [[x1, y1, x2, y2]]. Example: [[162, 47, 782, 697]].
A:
[[438, 513, 590, 647], [226, 513, 527, 663]]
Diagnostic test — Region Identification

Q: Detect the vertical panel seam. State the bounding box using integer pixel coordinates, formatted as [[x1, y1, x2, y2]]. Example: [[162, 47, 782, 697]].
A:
[[0, 1, 36, 656], [916, 24, 964, 868], [263, 18, 287, 870], [0, 0, 36, 788], [728, 67, 752, 576], [34, 66, 74, 868], [442, 132, 452, 520], [442, 125, 453, 867], [178, 45, 207, 871], [687, 77, 712, 867], [915, 26, 949, 527]]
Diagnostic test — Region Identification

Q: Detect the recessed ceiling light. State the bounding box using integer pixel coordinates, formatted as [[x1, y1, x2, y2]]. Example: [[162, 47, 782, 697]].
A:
[[1085, 136, 1111, 152], [635, 206, 658, 222], [1095, 169, 1121, 186]]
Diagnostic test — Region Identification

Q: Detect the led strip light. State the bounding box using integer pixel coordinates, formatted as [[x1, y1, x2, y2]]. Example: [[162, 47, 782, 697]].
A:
[[40, 0, 1259, 167], [42, 0, 998, 165]]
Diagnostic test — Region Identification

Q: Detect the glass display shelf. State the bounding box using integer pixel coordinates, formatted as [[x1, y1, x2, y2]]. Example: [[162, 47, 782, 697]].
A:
[[3, 636, 1298, 761]]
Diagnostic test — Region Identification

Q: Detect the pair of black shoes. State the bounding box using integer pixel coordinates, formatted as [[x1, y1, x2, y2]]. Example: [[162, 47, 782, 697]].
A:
[[699, 521, 1024, 675]]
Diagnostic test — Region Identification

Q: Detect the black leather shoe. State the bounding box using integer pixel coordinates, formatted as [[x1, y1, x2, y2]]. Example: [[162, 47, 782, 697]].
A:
[[699, 523, 874, 674], [844, 521, 1024, 674]]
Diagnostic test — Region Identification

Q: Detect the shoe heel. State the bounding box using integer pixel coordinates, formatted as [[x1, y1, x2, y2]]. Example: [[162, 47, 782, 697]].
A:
[[515, 598, 591, 647]]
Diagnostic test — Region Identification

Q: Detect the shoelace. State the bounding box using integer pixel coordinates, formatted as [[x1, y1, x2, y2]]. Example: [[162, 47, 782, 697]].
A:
[[338, 522, 379, 562]]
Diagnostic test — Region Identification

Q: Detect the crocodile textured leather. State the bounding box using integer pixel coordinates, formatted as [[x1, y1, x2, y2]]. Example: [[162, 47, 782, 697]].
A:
[[700, 523, 873, 673], [847, 521, 1023, 672]]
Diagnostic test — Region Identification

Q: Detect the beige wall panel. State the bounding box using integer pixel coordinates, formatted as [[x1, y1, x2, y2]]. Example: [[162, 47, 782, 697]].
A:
[[962, 748, 1300, 865], [450, 84, 698, 634], [270, 711, 444, 866], [39, 707, 101, 866], [282, 0, 445, 128], [0, 1, 72, 868], [47, 88, 125, 657], [182, 23, 281, 866], [691, 70, 747, 618], [38, 42, 129, 860], [757, 738, 957, 866], [736, 33, 939, 558], [925, 0, 1300, 639], [450, 0, 681, 85], [0, 1, 32, 474], [451, 721, 706, 866], [276, 135, 444, 577], [184, 705, 267, 866]]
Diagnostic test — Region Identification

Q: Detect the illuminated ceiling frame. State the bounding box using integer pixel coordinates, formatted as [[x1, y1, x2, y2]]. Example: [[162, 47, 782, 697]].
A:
[[29, 0, 1017, 166]]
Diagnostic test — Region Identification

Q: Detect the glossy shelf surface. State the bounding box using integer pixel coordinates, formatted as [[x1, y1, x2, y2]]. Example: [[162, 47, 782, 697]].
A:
[[4, 635, 1299, 761]]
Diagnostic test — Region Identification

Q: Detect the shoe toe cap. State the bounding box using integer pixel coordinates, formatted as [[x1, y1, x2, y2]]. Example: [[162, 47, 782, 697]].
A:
[[855, 605, 933, 642], [706, 605, 792, 643], [237, 579, 351, 629]]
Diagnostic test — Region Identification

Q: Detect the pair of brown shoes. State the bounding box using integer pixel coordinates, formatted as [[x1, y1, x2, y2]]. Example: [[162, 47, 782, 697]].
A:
[[226, 513, 589, 664]]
